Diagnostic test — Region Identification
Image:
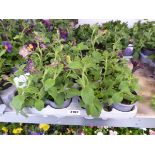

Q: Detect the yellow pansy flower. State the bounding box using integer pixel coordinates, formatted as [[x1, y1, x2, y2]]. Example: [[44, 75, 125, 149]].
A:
[[29, 44, 34, 49], [13, 128, 23, 135], [39, 124, 50, 132], [2, 127, 8, 133], [27, 44, 34, 51]]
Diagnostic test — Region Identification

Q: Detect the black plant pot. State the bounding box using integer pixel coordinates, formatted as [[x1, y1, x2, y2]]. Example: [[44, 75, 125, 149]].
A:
[[45, 98, 72, 109], [103, 103, 113, 112]]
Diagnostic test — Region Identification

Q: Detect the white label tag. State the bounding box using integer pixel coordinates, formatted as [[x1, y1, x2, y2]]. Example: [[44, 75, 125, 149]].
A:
[[67, 110, 80, 115]]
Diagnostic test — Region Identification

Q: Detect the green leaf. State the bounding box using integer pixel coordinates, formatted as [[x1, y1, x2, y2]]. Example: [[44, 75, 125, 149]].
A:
[[0, 50, 5, 57], [119, 81, 130, 93], [81, 85, 95, 106], [48, 87, 57, 99], [86, 97, 102, 118], [68, 61, 82, 69], [66, 89, 80, 98], [13, 34, 21, 40], [44, 79, 55, 91], [54, 93, 65, 106], [11, 95, 25, 112], [77, 42, 88, 51], [35, 99, 44, 111], [24, 86, 39, 94], [112, 93, 123, 103], [71, 42, 88, 51], [80, 99, 85, 108], [92, 51, 102, 62]]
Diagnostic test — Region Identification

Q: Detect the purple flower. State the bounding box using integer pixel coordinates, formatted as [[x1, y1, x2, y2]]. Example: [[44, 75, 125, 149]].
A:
[[30, 132, 42, 135], [118, 51, 124, 58], [59, 28, 68, 42], [24, 25, 34, 35], [25, 59, 36, 73], [39, 43, 47, 49], [2, 41, 12, 53], [41, 19, 52, 30]]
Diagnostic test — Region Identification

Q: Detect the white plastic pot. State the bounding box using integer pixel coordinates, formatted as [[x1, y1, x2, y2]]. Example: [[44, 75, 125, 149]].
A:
[[0, 85, 17, 109], [112, 102, 138, 112], [22, 97, 137, 120], [149, 60, 155, 68], [140, 52, 151, 64], [45, 99, 72, 109]]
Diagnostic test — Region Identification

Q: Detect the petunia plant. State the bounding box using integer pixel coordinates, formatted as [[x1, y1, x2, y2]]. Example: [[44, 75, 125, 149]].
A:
[[10, 30, 78, 112], [131, 20, 155, 58], [98, 51, 140, 106]]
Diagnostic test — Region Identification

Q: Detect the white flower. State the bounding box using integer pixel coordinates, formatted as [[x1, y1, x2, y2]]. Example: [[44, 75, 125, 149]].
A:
[[109, 130, 118, 135], [104, 126, 108, 129], [140, 128, 147, 131], [14, 73, 30, 88], [97, 132, 103, 135]]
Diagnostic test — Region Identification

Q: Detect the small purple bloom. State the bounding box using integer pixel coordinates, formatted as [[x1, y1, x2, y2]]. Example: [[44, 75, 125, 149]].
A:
[[25, 59, 35, 73], [124, 44, 134, 56], [41, 19, 52, 31], [59, 28, 68, 42], [39, 43, 47, 49], [2, 41, 12, 53], [30, 132, 42, 135], [118, 51, 124, 58]]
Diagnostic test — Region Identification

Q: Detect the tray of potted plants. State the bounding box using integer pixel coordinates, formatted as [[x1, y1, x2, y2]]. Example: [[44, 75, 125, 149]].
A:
[[0, 20, 140, 122]]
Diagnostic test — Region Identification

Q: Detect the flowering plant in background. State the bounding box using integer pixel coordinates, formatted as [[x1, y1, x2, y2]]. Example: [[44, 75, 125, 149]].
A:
[[2, 41, 12, 53], [0, 122, 154, 135], [59, 28, 68, 42], [19, 43, 36, 58], [2, 127, 8, 134], [39, 124, 50, 132], [41, 19, 53, 31], [12, 127, 23, 135], [109, 130, 118, 135]]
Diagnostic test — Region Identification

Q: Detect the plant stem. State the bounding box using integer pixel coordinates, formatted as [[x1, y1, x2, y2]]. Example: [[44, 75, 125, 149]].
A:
[[0, 21, 9, 41], [103, 55, 108, 80]]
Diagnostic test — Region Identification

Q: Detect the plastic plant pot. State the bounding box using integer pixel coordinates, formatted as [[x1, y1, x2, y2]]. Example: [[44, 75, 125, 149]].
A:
[[0, 83, 17, 109], [123, 56, 133, 61], [140, 52, 151, 64], [45, 99, 72, 109], [140, 49, 155, 64], [0, 96, 3, 104], [141, 49, 155, 56], [149, 60, 155, 68], [112, 102, 138, 112], [124, 44, 134, 56]]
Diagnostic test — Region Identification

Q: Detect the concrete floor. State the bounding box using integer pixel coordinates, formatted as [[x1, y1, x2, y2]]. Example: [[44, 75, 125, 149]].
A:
[[133, 63, 155, 116]]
